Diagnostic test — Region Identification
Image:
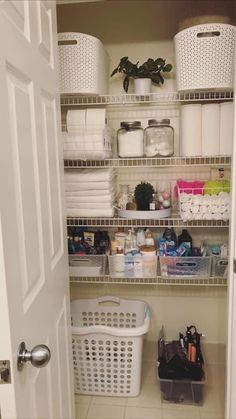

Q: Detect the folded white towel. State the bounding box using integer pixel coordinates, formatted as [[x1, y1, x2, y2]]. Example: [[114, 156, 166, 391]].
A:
[[65, 194, 114, 203], [67, 110, 86, 129], [67, 208, 114, 217], [65, 202, 113, 209], [65, 188, 115, 197], [65, 169, 115, 183], [65, 181, 113, 191]]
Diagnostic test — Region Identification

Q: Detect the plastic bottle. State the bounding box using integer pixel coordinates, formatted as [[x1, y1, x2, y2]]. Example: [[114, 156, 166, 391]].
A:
[[163, 228, 177, 252], [145, 229, 155, 246], [178, 229, 192, 248], [114, 246, 125, 273]]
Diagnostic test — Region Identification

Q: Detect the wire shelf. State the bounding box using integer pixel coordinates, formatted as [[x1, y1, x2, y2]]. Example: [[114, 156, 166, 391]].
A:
[[67, 217, 229, 228], [64, 156, 231, 169], [61, 91, 234, 107], [69, 275, 227, 286]]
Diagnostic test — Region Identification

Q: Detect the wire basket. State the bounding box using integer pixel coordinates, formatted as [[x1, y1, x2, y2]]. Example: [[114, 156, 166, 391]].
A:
[[174, 23, 236, 92], [71, 296, 150, 396], [177, 182, 230, 221], [58, 32, 109, 95]]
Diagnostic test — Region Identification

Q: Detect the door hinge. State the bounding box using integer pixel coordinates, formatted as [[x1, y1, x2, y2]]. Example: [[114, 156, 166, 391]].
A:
[[0, 360, 11, 384]]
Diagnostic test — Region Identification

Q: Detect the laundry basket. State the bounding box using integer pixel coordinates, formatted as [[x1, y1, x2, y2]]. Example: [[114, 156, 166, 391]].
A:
[[71, 296, 150, 397]]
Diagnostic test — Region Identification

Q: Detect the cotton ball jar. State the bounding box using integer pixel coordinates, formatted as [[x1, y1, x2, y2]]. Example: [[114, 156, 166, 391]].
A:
[[144, 119, 174, 157]]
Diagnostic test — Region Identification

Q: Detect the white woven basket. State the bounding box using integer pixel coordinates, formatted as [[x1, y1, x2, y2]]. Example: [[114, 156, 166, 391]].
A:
[[174, 24, 236, 92], [71, 296, 150, 397], [58, 32, 109, 95]]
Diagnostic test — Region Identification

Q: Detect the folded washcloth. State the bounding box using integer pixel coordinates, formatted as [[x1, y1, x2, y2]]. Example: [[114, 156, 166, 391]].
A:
[[181, 202, 191, 212], [176, 180, 205, 195], [65, 169, 115, 183], [66, 208, 114, 217]]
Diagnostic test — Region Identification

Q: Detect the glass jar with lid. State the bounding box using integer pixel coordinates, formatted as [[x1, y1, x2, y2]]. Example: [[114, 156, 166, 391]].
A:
[[144, 119, 174, 157], [117, 121, 144, 158]]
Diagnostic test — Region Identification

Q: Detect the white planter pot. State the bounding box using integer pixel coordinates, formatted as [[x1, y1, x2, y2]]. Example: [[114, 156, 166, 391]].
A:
[[134, 78, 151, 95]]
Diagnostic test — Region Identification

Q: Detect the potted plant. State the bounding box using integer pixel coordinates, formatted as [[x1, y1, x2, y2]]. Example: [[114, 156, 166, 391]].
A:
[[111, 56, 172, 94], [134, 181, 155, 211]]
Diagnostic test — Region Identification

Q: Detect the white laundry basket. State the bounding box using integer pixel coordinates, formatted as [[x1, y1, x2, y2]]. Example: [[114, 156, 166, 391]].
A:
[[174, 23, 236, 92], [58, 32, 109, 95], [71, 296, 150, 397]]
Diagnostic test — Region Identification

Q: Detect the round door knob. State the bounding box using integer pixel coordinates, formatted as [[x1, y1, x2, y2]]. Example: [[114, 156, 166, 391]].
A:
[[17, 342, 51, 371]]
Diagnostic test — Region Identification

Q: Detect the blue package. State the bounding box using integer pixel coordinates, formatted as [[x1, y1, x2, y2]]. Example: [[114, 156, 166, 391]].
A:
[[176, 242, 190, 256], [158, 238, 167, 256]]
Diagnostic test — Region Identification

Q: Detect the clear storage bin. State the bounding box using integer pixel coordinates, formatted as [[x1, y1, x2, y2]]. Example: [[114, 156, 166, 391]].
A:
[[211, 256, 228, 278], [69, 255, 107, 277], [71, 296, 150, 396], [109, 255, 157, 278], [159, 256, 211, 277], [158, 376, 205, 405]]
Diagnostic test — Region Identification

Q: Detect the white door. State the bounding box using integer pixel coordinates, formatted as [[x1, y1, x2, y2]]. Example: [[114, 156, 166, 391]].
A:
[[0, 1, 74, 418], [226, 53, 236, 419]]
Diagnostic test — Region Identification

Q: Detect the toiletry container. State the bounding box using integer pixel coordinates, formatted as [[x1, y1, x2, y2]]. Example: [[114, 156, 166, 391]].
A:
[[144, 119, 174, 157], [117, 121, 144, 158]]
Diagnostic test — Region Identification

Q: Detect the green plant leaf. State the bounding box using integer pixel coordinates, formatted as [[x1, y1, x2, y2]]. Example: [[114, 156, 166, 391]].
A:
[[155, 58, 165, 66], [110, 67, 118, 77], [123, 75, 130, 92], [163, 64, 173, 72]]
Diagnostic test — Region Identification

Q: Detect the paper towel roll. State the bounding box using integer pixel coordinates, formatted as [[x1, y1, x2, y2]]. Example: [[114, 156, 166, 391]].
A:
[[180, 105, 202, 156], [86, 108, 106, 126], [220, 102, 234, 156], [66, 110, 86, 129], [202, 104, 220, 156]]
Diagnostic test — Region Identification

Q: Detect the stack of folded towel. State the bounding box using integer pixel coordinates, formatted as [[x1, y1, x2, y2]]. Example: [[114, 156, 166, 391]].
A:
[[63, 108, 114, 160], [65, 169, 116, 217]]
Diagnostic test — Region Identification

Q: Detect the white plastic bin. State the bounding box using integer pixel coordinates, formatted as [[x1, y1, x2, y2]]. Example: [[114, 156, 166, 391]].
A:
[[174, 23, 236, 92], [71, 296, 150, 396], [58, 32, 109, 95]]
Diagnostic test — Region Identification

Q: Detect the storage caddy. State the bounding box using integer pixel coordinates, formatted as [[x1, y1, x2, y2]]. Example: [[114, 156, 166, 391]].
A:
[[58, 32, 109, 95], [174, 23, 236, 91], [71, 296, 150, 396]]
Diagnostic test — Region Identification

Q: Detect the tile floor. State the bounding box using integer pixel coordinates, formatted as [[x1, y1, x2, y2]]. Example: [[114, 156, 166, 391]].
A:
[[75, 361, 225, 419]]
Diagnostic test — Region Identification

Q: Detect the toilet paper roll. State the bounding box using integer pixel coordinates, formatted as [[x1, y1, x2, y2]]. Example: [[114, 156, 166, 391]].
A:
[[220, 102, 234, 156], [66, 110, 86, 129], [180, 105, 202, 156], [202, 104, 220, 156], [86, 108, 106, 126]]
